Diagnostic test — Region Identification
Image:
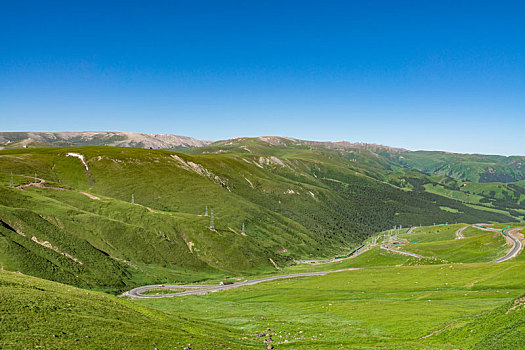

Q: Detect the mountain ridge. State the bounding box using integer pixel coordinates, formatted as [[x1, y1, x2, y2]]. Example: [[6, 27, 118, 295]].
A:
[[0, 131, 213, 149], [2, 132, 525, 183]]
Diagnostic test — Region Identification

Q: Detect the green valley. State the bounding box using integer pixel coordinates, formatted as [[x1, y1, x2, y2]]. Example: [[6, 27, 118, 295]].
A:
[[1, 138, 525, 349]]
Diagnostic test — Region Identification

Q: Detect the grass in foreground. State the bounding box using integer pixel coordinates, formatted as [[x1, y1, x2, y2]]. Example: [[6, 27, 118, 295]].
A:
[[138, 260, 525, 349], [0, 270, 254, 349], [2, 222, 525, 350]]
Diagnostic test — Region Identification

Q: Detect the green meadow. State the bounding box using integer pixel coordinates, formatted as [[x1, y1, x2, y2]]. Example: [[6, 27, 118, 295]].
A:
[[1, 142, 525, 349]]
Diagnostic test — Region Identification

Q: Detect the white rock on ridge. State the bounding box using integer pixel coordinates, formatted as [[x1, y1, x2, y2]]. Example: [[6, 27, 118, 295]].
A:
[[66, 152, 89, 171]]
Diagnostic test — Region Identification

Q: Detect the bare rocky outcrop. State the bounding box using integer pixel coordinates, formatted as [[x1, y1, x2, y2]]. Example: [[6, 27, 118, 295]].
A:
[[170, 155, 231, 191], [178, 231, 195, 253], [31, 236, 83, 265], [66, 152, 89, 171]]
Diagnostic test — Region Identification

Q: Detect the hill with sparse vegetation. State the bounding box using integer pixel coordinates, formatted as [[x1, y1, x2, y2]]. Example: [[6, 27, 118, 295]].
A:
[[1, 136, 525, 293], [1, 136, 525, 349]]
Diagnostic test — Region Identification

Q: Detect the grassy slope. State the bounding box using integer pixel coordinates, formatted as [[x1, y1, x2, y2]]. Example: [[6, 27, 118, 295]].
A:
[[1, 223, 524, 349], [0, 185, 227, 293], [391, 150, 525, 183], [0, 145, 515, 292], [0, 270, 253, 350], [388, 224, 512, 263], [401, 224, 465, 243], [402, 232, 508, 263], [423, 182, 525, 220], [139, 260, 525, 349], [437, 294, 525, 349]]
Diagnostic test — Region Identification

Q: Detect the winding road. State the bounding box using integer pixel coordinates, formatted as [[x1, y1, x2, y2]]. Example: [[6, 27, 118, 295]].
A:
[[490, 227, 524, 263], [404, 226, 417, 235], [125, 225, 524, 299], [455, 225, 470, 239], [295, 244, 370, 265], [125, 268, 361, 299], [456, 225, 523, 262]]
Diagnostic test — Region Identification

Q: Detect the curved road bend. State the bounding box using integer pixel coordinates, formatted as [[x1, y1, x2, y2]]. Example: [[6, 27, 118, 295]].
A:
[[126, 268, 361, 299], [490, 227, 524, 263], [455, 225, 470, 239], [126, 227, 524, 299], [296, 244, 370, 265], [472, 224, 501, 232], [405, 226, 417, 235]]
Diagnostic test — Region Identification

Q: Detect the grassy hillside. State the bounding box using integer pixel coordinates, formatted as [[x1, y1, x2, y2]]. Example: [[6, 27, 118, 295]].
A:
[[389, 150, 525, 183], [0, 143, 520, 291], [139, 257, 525, 349], [192, 137, 525, 219], [437, 293, 525, 349], [1, 223, 524, 349], [0, 270, 252, 349], [400, 224, 465, 243], [401, 231, 508, 263]]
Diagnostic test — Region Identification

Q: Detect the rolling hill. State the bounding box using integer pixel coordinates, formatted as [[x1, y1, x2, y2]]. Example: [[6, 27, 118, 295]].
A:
[[388, 150, 525, 183], [0, 136, 522, 293], [1, 136, 525, 349]]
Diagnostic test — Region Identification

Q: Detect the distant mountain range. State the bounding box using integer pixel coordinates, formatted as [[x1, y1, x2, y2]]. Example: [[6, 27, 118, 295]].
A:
[[1, 133, 525, 292], [0, 131, 212, 149]]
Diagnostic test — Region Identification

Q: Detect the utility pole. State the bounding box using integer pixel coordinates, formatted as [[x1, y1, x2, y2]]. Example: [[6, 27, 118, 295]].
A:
[[10, 172, 13, 187], [210, 209, 214, 229], [34, 171, 37, 183], [242, 222, 245, 235], [131, 194, 134, 204], [205, 206, 208, 216]]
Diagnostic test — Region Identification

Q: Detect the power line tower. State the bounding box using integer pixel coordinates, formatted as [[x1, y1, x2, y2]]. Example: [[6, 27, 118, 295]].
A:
[[131, 194, 134, 204], [34, 171, 37, 183], [205, 206, 208, 216], [210, 209, 214, 230], [242, 222, 245, 235], [10, 172, 13, 187]]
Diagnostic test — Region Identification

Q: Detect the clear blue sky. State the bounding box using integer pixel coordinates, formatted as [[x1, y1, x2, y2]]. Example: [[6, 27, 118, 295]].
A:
[[1, 1, 524, 155]]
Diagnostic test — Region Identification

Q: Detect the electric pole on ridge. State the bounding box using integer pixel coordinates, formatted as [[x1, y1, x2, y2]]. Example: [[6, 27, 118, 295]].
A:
[[210, 209, 214, 230]]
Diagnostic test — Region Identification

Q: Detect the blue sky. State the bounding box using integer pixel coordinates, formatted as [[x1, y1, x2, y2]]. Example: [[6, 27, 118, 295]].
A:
[[1, 1, 524, 155]]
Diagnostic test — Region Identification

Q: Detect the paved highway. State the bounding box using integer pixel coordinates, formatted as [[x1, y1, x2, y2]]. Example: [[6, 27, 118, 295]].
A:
[[490, 227, 524, 263], [125, 268, 361, 298], [455, 225, 470, 239], [125, 226, 524, 299], [405, 226, 417, 235], [456, 225, 523, 262], [296, 244, 370, 265]]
